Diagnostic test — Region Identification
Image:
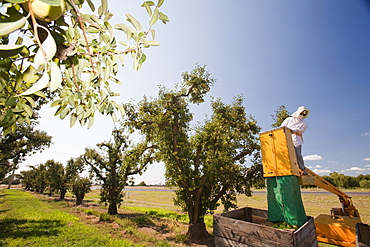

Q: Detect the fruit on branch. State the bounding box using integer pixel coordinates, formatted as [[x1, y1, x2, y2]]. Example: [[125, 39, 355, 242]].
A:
[[23, 0, 66, 22]]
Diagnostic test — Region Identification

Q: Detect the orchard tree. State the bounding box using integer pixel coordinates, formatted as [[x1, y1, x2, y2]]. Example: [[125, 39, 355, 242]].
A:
[[80, 128, 155, 214], [0, 0, 169, 134], [123, 65, 261, 241], [46, 158, 83, 199], [271, 105, 290, 128], [20, 169, 34, 190], [30, 164, 48, 193], [72, 176, 92, 205], [0, 122, 52, 182]]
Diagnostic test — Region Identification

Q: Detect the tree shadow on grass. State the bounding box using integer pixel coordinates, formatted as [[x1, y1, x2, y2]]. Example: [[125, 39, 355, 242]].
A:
[[0, 209, 9, 214], [0, 218, 64, 239]]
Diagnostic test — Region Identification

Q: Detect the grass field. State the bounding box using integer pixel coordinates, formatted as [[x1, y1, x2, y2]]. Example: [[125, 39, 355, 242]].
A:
[[1, 187, 369, 246], [120, 187, 370, 225]]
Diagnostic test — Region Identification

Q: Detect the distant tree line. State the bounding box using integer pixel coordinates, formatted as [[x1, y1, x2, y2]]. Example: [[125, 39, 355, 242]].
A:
[[321, 172, 370, 189]]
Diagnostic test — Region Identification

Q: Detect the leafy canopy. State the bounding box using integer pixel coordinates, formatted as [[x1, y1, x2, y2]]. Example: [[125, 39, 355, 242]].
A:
[[81, 128, 155, 214], [123, 65, 261, 240], [0, 0, 169, 134]]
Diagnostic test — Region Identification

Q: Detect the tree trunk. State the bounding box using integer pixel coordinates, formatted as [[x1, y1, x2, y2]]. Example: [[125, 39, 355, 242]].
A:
[[187, 195, 210, 241], [187, 221, 210, 241], [76, 195, 83, 205], [59, 190, 66, 200], [108, 202, 118, 215], [7, 169, 15, 189]]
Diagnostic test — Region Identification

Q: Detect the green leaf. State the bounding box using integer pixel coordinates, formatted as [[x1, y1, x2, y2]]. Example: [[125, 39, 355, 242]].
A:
[[76, 105, 83, 116], [149, 8, 159, 26], [157, 0, 164, 7], [0, 15, 27, 36], [143, 1, 155, 6], [19, 72, 49, 96], [0, 58, 12, 72], [103, 67, 110, 82], [34, 28, 57, 68], [21, 103, 33, 116], [101, 0, 108, 17], [70, 113, 77, 127], [33, 91, 46, 98], [115, 23, 134, 40], [0, 109, 13, 125], [146, 40, 160, 46], [126, 14, 142, 31], [134, 53, 146, 70], [38, 0, 63, 6], [116, 104, 125, 115], [54, 104, 66, 116], [142, 1, 153, 17], [110, 112, 117, 123], [118, 55, 125, 66], [5, 96, 16, 107], [159, 12, 170, 23], [86, 26, 99, 33], [60, 107, 71, 119], [104, 11, 114, 22], [50, 61, 62, 92], [87, 115, 94, 129], [24, 96, 36, 107], [50, 99, 61, 108], [0, 45, 28, 58], [86, 0, 95, 11], [4, 0, 27, 3], [106, 102, 114, 113]]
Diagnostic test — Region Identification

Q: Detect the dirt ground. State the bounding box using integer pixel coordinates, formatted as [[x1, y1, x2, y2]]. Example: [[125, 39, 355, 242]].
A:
[[56, 196, 215, 247]]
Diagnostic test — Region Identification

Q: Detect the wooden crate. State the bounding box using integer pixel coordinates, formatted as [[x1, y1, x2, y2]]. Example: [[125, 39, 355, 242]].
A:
[[357, 223, 370, 247], [213, 207, 317, 247]]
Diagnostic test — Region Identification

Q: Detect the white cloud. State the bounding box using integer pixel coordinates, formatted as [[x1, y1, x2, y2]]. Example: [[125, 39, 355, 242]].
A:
[[304, 154, 324, 161], [344, 167, 366, 172], [366, 165, 370, 168], [361, 132, 370, 136], [307, 165, 322, 169], [312, 168, 331, 175], [363, 158, 370, 161], [326, 161, 339, 164]]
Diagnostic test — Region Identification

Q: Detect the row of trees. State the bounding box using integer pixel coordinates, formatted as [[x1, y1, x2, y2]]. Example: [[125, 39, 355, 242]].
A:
[[2, 0, 259, 242], [5, 65, 261, 241], [0, 121, 52, 186], [21, 159, 91, 205]]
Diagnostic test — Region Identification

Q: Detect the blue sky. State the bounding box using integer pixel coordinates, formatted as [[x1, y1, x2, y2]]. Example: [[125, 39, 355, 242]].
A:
[[20, 0, 370, 184]]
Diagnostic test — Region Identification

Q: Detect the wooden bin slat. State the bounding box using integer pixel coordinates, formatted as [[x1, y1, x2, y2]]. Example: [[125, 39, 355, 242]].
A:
[[214, 207, 318, 247], [356, 223, 370, 247], [293, 217, 317, 247], [214, 214, 294, 247]]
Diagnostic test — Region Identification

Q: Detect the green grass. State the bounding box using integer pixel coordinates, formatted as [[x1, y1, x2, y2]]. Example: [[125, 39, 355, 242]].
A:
[[0, 189, 139, 247], [123, 205, 213, 228], [1, 187, 369, 247]]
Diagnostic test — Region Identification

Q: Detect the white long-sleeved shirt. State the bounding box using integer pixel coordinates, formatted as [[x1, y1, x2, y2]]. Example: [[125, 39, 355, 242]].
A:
[[280, 117, 308, 147]]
